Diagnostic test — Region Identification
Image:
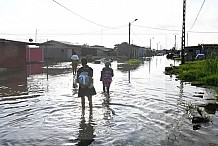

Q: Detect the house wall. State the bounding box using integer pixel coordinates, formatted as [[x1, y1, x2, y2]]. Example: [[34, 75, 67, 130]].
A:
[[40, 41, 81, 60], [0, 41, 26, 68], [131, 46, 139, 58], [138, 47, 146, 57], [81, 47, 97, 56], [117, 42, 130, 58], [203, 45, 218, 56], [26, 47, 43, 63], [71, 46, 81, 57], [97, 50, 106, 56], [184, 45, 218, 61], [117, 43, 148, 59]]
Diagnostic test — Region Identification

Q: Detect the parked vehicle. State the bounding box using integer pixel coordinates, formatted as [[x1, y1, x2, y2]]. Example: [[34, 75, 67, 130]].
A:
[[195, 54, 205, 60]]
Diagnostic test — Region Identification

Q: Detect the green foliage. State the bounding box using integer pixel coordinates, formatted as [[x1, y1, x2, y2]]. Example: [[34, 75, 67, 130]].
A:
[[203, 75, 218, 86], [179, 69, 207, 81], [204, 57, 218, 74], [172, 57, 218, 87], [126, 59, 142, 65]]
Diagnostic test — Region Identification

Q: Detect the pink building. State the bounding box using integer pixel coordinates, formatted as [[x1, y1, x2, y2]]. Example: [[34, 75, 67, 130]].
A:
[[26, 45, 43, 63]]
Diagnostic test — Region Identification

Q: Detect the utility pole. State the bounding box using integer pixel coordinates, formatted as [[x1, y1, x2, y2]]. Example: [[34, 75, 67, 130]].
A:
[[129, 22, 131, 59], [128, 19, 138, 83], [187, 33, 188, 46], [150, 39, 151, 50], [129, 19, 138, 59], [35, 29, 37, 42], [181, 0, 186, 64]]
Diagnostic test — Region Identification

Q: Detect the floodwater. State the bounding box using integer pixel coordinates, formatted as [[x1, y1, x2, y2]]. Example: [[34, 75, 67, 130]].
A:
[[0, 56, 217, 146]]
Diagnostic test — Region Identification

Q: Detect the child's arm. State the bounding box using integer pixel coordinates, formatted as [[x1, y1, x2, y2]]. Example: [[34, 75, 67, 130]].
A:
[[111, 68, 114, 77], [100, 70, 103, 81]]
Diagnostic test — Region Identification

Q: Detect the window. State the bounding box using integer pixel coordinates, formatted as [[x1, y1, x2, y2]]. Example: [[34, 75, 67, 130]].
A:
[[61, 49, 64, 53], [189, 49, 193, 52]]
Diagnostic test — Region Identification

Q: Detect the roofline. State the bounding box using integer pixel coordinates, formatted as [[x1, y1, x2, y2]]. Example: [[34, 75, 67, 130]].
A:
[[39, 40, 82, 47], [0, 38, 42, 46]]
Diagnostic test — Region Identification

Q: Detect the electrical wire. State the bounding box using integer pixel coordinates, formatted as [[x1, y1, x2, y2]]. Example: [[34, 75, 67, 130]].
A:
[[1, 30, 218, 36], [52, 0, 112, 29], [131, 29, 145, 44], [187, 30, 218, 34], [133, 24, 181, 32], [189, 0, 206, 31]]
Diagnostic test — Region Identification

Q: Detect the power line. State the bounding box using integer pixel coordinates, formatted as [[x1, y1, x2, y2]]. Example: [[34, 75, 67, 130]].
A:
[[131, 29, 145, 44], [187, 31, 218, 34], [1, 30, 218, 36], [133, 23, 218, 34], [52, 0, 112, 29], [189, 0, 206, 31], [133, 24, 181, 32]]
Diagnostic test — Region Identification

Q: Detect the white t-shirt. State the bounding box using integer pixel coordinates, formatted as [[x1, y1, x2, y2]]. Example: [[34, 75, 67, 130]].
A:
[[71, 54, 79, 60]]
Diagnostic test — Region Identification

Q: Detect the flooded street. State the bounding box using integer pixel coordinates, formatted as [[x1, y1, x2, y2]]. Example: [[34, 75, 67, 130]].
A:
[[0, 56, 217, 146]]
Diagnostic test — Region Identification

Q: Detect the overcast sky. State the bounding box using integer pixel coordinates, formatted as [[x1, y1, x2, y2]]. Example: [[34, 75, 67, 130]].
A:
[[0, 0, 218, 49]]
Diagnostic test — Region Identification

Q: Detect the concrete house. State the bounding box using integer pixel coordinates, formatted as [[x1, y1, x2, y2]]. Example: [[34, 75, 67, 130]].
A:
[[116, 42, 131, 58], [185, 44, 218, 61], [0, 39, 27, 68], [39, 40, 81, 61], [81, 45, 114, 56], [116, 42, 150, 59]]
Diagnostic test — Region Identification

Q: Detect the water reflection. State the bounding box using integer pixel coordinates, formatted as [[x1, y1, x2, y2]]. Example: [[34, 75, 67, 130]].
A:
[[27, 64, 43, 75], [73, 74, 78, 89], [0, 56, 217, 146], [77, 96, 95, 145], [0, 68, 27, 97], [117, 63, 141, 72], [179, 81, 184, 100], [102, 94, 114, 120]]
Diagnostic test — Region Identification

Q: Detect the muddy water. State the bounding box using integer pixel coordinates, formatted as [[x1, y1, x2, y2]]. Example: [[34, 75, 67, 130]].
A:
[[0, 56, 217, 146]]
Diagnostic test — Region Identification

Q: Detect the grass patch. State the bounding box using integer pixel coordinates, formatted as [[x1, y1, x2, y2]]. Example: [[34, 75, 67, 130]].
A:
[[203, 75, 218, 86], [172, 57, 218, 87], [126, 59, 142, 65]]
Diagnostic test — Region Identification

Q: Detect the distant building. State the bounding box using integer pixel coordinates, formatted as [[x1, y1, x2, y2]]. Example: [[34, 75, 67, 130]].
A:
[[116, 42, 130, 58], [39, 40, 81, 61], [39, 40, 115, 61], [81, 45, 114, 57], [185, 44, 218, 61], [116, 42, 151, 59]]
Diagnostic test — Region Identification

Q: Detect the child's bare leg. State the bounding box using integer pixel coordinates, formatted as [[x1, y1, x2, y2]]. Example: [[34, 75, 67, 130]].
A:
[[88, 96, 92, 112], [81, 96, 85, 116], [107, 87, 110, 94]]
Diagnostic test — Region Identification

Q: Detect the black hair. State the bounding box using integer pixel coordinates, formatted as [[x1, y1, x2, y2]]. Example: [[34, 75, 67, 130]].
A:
[[81, 58, 87, 65]]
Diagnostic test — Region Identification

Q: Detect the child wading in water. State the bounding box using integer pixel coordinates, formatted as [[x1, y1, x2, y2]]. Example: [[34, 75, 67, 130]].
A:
[[100, 62, 114, 95], [71, 51, 79, 75], [77, 58, 96, 110]]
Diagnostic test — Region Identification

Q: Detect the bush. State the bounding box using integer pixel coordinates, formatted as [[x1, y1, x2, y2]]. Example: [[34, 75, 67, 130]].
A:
[[172, 59, 218, 87], [179, 70, 198, 81], [203, 75, 218, 86], [204, 58, 218, 74]]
